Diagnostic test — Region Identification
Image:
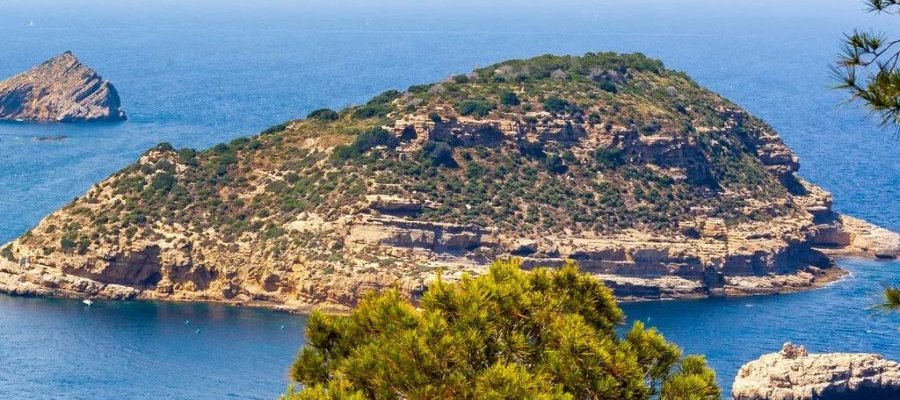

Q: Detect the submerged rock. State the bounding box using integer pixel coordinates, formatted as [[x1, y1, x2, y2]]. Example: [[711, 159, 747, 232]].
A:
[[0, 51, 126, 122], [732, 342, 900, 400]]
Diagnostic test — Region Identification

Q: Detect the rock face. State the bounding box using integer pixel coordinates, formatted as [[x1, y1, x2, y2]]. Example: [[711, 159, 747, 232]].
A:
[[0, 52, 893, 312], [0, 51, 125, 122], [733, 343, 900, 400]]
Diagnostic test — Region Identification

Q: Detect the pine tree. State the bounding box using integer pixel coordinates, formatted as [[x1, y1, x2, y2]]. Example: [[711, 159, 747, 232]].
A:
[[285, 259, 720, 400]]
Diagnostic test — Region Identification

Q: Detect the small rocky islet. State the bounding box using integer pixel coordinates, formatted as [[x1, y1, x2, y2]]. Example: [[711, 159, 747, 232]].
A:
[[0, 51, 125, 123], [733, 343, 900, 400]]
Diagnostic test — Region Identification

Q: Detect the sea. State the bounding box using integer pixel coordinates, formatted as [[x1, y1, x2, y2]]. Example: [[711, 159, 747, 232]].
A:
[[0, 0, 898, 398]]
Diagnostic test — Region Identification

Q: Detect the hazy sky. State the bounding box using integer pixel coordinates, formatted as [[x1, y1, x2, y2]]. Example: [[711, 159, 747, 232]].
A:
[[2, 0, 893, 33]]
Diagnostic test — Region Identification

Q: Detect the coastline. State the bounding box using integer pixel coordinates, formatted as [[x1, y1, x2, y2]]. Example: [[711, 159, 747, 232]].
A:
[[0, 251, 856, 315]]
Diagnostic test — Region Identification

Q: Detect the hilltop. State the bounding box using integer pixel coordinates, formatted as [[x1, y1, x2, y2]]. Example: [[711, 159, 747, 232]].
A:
[[0, 52, 894, 311]]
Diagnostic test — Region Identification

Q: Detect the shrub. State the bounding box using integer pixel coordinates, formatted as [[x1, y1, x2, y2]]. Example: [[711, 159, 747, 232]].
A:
[[456, 100, 496, 117], [599, 80, 618, 93], [286, 260, 720, 400], [261, 121, 290, 135], [332, 128, 400, 162], [543, 153, 568, 174], [151, 172, 176, 192], [422, 140, 457, 167], [154, 142, 174, 152], [178, 148, 198, 166], [408, 84, 433, 93], [500, 91, 520, 106], [60, 236, 77, 252], [307, 108, 339, 121], [542, 96, 571, 114], [353, 128, 398, 152], [519, 140, 545, 158], [353, 90, 401, 119], [595, 148, 624, 169]]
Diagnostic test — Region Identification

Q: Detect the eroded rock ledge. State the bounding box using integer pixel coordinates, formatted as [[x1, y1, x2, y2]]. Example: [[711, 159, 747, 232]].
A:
[[0, 51, 126, 122], [733, 343, 900, 400]]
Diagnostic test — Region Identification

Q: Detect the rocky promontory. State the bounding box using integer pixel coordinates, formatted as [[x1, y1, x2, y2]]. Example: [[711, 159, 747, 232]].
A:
[[733, 343, 900, 400], [0, 52, 896, 312], [0, 51, 125, 122]]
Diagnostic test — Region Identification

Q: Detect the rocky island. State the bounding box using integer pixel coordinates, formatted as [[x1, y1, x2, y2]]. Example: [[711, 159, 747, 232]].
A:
[[733, 343, 900, 400], [0, 52, 896, 311], [0, 51, 126, 122]]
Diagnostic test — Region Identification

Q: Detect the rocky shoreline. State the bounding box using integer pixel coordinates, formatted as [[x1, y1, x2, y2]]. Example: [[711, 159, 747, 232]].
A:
[[733, 343, 900, 400], [0, 210, 893, 314]]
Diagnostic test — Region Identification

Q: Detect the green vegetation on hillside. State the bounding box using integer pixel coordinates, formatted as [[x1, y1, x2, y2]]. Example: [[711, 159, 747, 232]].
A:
[[285, 259, 720, 400], [24, 52, 795, 260]]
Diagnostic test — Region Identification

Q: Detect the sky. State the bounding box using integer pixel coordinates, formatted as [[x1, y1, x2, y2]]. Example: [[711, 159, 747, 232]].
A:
[[1, 0, 894, 34]]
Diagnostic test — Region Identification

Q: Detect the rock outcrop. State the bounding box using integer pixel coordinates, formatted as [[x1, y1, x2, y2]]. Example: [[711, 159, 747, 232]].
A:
[[0, 51, 125, 122], [0, 52, 893, 312], [733, 343, 900, 400]]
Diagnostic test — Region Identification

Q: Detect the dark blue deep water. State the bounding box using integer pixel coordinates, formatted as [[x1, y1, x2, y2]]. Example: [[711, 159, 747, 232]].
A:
[[0, 0, 898, 398]]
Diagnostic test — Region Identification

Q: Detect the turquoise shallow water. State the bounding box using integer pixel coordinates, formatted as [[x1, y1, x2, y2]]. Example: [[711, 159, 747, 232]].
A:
[[0, 0, 898, 398]]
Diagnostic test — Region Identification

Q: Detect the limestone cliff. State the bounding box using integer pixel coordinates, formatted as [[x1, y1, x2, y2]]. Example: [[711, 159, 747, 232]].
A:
[[732, 343, 900, 400], [0, 52, 894, 312], [0, 51, 126, 122]]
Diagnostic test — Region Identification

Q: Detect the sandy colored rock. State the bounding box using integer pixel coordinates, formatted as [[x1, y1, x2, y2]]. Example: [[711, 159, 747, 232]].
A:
[[733, 343, 900, 400], [0, 51, 125, 122]]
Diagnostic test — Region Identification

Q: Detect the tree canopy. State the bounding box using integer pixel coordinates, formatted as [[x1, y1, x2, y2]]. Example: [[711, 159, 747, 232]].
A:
[[834, 0, 900, 126], [285, 259, 720, 400]]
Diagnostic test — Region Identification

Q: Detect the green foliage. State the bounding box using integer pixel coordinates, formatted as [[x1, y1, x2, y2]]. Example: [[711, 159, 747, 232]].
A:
[[500, 91, 521, 106], [286, 260, 719, 400], [1, 245, 13, 262], [519, 141, 545, 158], [308, 108, 340, 121], [353, 128, 399, 152], [877, 284, 900, 311], [595, 148, 624, 169], [599, 80, 618, 93], [60, 235, 77, 252], [457, 100, 496, 117], [262, 121, 290, 135], [154, 142, 174, 152], [480, 52, 664, 83], [353, 90, 401, 119], [332, 128, 400, 162], [834, 0, 900, 126], [422, 140, 457, 167], [542, 97, 572, 114], [151, 172, 176, 193], [452, 74, 471, 84], [543, 153, 568, 174], [178, 148, 198, 166]]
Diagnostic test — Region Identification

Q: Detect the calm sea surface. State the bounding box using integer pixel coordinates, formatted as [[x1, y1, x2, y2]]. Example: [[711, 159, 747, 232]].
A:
[[0, 1, 897, 398]]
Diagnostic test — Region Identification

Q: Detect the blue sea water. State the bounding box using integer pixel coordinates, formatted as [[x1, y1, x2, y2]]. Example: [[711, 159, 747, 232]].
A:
[[0, 0, 898, 398]]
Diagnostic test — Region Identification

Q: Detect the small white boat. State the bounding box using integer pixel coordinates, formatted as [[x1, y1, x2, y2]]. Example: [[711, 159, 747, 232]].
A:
[[28, 21, 35, 27], [82, 299, 93, 307]]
